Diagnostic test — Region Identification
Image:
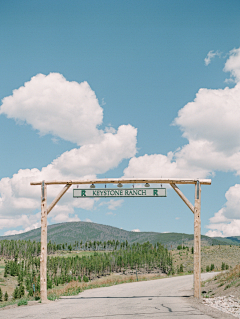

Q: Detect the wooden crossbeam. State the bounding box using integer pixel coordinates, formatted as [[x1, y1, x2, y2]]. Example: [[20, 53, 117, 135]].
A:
[[170, 183, 194, 213], [47, 184, 72, 215], [31, 177, 211, 186]]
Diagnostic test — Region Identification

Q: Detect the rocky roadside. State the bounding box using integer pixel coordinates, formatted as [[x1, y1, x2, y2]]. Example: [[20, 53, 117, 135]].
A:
[[203, 296, 240, 318], [188, 266, 240, 318]]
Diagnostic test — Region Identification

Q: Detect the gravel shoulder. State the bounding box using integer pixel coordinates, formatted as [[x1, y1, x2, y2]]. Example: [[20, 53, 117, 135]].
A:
[[187, 295, 236, 319]]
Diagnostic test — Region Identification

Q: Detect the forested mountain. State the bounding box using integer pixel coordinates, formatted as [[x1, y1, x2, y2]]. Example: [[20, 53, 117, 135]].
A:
[[0, 221, 235, 248]]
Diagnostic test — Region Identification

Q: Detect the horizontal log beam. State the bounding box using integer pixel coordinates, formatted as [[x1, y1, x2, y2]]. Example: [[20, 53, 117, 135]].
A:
[[30, 178, 211, 186]]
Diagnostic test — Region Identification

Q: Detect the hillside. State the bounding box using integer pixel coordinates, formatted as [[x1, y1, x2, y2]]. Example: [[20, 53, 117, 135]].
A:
[[0, 221, 235, 248]]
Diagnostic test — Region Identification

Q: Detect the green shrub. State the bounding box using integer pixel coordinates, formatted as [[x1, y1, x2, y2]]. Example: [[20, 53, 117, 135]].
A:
[[18, 298, 28, 306], [206, 265, 210, 272], [48, 293, 58, 301], [83, 275, 89, 282], [78, 276, 81, 282]]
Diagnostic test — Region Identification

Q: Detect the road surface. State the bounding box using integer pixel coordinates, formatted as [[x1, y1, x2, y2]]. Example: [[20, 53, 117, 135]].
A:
[[0, 273, 233, 319]]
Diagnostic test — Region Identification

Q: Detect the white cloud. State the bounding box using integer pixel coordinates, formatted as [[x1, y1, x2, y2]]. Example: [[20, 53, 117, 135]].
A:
[[123, 47, 240, 237], [224, 48, 240, 82], [206, 184, 240, 237], [124, 48, 240, 180], [99, 199, 124, 210], [175, 217, 180, 220], [204, 50, 221, 66], [0, 123, 137, 228], [0, 73, 103, 146], [174, 84, 240, 155], [4, 222, 41, 236], [51, 124, 137, 176], [132, 229, 140, 232], [0, 74, 137, 233], [206, 220, 240, 238]]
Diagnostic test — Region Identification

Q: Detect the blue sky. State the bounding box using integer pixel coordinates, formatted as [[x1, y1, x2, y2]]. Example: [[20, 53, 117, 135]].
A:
[[1, 1, 240, 237]]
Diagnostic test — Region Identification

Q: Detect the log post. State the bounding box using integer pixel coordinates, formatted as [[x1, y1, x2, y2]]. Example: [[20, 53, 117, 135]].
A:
[[194, 180, 201, 298], [40, 180, 48, 302]]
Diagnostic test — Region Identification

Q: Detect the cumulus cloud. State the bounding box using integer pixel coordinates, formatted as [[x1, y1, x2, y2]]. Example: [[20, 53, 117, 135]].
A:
[[124, 48, 240, 180], [174, 84, 240, 155], [51, 125, 137, 176], [224, 48, 240, 82], [123, 47, 240, 237], [0, 74, 137, 233], [0, 123, 137, 227], [0, 123, 136, 231], [204, 50, 221, 66], [206, 184, 240, 237], [206, 220, 240, 238], [4, 222, 41, 236], [132, 229, 140, 232], [0, 73, 103, 145]]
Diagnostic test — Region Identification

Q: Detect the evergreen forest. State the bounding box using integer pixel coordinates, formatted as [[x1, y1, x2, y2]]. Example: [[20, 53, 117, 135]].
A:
[[0, 239, 173, 298]]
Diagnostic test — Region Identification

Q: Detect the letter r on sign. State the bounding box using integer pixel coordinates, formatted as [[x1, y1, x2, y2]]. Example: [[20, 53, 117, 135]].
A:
[[153, 190, 158, 196], [81, 190, 86, 197]]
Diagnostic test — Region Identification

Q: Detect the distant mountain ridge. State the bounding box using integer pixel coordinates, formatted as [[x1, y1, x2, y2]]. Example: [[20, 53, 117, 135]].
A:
[[0, 221, 239, 249]]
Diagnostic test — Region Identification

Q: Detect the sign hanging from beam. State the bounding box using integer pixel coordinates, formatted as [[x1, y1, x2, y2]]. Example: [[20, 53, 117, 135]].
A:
[[73, 188, 167, 198]]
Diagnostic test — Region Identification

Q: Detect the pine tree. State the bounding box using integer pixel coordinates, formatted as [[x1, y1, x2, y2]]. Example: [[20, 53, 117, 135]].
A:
[[4, 291, 8, 301], [13, 286, 19, 299]]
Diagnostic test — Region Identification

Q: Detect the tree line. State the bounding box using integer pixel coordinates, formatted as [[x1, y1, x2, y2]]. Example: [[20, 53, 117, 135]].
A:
[[0, 239, 134, 258]]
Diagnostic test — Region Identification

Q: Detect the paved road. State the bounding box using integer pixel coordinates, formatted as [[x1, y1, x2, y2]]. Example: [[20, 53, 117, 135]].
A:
[[0, 273, 223, 319]]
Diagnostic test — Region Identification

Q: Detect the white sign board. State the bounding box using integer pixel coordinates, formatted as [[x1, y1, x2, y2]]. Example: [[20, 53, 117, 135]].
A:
[[73, 188, 167, 198]]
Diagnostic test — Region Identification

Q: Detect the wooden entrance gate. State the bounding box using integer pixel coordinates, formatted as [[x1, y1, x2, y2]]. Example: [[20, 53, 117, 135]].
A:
[[31, 178, 211, 302]]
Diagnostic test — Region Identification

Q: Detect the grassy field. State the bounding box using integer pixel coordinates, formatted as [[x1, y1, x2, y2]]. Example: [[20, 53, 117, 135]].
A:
[[0, 258, 18, 298], [171, 245, 240, 273], [54, 250, 107, 258], [201, 264, 240, 299]]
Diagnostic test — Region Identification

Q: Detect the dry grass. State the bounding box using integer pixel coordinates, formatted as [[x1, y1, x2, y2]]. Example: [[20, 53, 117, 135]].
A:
[[171, 245, 240, 273], [201, 264, 240, 298], [0, 258, 18, 299], [53, 250, 107, 258], [47, 273, 166, 300]]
